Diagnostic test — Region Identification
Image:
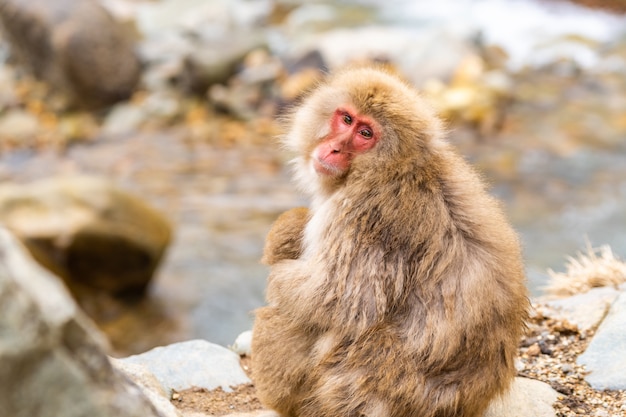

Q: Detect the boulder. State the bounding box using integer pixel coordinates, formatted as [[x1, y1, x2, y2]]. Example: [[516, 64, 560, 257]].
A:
[[119, 339, 251, 394], [0, 176, 172, 296], [0, 227, 164, 417], [0, 0, 140, 108]]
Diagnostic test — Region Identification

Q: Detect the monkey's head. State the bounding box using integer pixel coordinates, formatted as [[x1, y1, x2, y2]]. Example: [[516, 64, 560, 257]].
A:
[[284, 67, 444, 198]]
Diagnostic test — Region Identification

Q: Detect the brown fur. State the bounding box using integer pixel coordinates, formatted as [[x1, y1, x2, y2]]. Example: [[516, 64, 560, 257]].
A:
[[261, 207, 310, 266], [251, 67, 529, 417]]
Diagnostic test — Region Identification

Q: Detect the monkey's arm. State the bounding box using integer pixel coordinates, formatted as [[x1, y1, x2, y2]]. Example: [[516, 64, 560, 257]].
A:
[[262, 207, 310, 265], [266, 255, 387, 333]]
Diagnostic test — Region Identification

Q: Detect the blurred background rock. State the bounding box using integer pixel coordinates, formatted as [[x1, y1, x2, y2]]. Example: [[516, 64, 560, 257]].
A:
[[0, 0, 624, 356]]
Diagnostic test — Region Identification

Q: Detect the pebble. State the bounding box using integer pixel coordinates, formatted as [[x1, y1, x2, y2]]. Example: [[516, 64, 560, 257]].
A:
[[231, 330, 253, 356], [0, 109, 39, 145]]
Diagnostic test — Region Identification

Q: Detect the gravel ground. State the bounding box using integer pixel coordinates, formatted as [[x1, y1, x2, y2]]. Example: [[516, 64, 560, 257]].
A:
[[518, 304, 626, 416]]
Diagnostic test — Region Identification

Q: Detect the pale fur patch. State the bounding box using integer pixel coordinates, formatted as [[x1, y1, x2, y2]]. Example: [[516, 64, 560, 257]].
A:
[[302, 197, 335, 259], [362, 399, 390, 417], [312, 331, 338, 362], [315, 371, 389, 417]]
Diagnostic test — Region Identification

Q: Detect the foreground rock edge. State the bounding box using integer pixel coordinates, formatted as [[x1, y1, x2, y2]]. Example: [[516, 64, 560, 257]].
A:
[[0, 227, 165, 417]]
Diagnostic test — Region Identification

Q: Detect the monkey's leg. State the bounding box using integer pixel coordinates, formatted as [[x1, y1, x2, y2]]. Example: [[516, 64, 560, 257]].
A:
[[298, 326, 490, 417], [251, 306, 315, 417]]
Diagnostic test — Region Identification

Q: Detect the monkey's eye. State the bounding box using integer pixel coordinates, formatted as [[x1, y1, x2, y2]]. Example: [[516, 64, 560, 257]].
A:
[[359, 129, 373, 139], [342, 114, 353, 125]]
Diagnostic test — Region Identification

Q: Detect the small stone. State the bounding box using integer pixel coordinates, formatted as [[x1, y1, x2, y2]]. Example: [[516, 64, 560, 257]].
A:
[[102, 103, 148, 136], [0, 109, 39, 145], [232, 330, 253, 356], [527, 343, 541, 356]]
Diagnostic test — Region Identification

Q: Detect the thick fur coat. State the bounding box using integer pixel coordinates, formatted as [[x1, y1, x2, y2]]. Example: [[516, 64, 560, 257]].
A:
[[251, 68, 529, 417]]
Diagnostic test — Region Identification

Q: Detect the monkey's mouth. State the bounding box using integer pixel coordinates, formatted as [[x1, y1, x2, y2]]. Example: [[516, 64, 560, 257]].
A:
[[312, 157, 344, 177]]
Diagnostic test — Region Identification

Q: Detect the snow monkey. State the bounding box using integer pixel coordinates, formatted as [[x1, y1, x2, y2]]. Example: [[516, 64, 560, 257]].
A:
[[251, 67, 529, 417]]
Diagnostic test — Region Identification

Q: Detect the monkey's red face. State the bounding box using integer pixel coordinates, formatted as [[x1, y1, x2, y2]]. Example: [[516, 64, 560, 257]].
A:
[[312, 107, 380, 177]]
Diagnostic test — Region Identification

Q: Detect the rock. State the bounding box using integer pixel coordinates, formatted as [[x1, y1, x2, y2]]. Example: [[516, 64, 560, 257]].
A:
[[484, 377, 559, 417], [102, 91, 185, 136], [102, 103, 149, 136], [0, 109, 40, 146], [135, 0, 271, 36], [207, 48, 282, 119], [542, 286, 621, 332], [287, 26, 475, 87], [0, 227, 163, 417], [231, 330, 252, 356], [120, 339, 251, 394], [184, 33, 267, 94], [135, 0, 270, 94], [578, 290, 626, 390], [0, 0, 140, 109], [0, 176, 172, 296], [111, 359, 182, 417]]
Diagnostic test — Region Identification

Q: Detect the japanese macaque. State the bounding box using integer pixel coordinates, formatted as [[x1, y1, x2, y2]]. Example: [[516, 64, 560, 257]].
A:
[[251, 67, 529, 417]]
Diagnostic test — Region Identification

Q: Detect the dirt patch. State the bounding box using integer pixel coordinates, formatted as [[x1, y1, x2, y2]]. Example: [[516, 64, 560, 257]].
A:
[[171, 383, 263, 416], [170, 356, 263, 416]]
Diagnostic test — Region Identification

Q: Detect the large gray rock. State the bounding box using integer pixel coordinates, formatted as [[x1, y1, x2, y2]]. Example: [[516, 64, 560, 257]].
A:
[[120, 339, 251, 394], [0, 176, 172, 297], [0, 227, 164, 417], [0, 0, 140, 108], [578, 290, 626, 390]]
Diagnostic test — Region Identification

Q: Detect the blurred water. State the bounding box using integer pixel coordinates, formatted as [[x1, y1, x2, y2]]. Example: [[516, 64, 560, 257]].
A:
[[381, 0, 626, 69]]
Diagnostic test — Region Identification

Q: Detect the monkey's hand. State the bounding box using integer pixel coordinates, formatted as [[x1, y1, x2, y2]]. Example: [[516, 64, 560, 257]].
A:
[[262, 207, 310, 265]]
